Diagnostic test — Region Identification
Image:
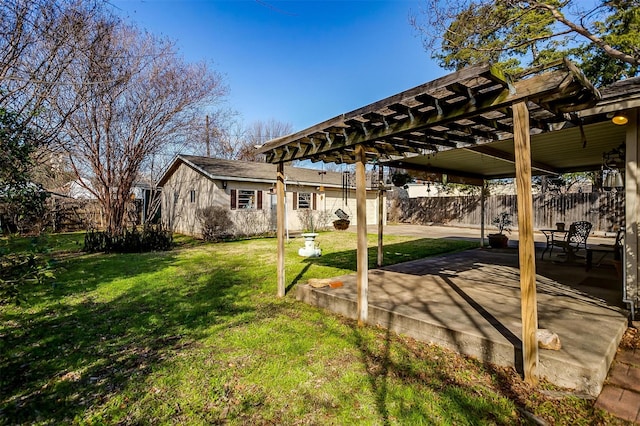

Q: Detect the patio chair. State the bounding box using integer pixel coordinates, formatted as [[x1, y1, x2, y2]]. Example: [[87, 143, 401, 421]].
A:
[[586, 228, 624, 271], [541, 220, 592, 260]]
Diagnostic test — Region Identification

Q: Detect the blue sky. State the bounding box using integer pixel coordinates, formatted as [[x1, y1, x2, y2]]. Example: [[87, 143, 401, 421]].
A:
[[110, 0, 444, 132]]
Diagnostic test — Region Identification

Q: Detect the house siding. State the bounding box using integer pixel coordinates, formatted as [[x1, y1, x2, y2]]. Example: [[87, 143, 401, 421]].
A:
[[161, 161, 385, 238], [161, 164, 222, 236]]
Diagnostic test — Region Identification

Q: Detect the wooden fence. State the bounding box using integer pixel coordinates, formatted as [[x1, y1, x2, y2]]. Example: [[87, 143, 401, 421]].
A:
[[388, 192, 624, 233], [46, 197, 143, 232]]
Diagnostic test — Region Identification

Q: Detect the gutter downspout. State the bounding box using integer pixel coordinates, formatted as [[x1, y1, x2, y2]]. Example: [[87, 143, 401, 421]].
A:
[[622, 229, 636, 321]]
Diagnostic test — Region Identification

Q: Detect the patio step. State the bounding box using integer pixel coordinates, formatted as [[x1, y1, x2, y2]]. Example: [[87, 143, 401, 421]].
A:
[[297, 283, 519, 367], [295, 250, 628, 397]]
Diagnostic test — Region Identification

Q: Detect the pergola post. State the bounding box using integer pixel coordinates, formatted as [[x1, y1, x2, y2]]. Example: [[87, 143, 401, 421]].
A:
[[377, 165, 384, 267], [276, 162, 286, 298], [356, 145, 368, 325], [513, 101, 539, 385]]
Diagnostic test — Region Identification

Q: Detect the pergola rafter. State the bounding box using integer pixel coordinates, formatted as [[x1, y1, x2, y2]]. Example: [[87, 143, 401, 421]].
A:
[[260, 60, 598, 168]]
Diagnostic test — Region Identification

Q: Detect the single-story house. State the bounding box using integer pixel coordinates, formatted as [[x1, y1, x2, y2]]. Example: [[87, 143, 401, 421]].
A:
[[157, 155, 384, 237]]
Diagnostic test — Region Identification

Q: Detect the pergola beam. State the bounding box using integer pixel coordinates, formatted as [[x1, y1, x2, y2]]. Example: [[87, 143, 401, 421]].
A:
[[464, 145, 559, 175], [338, 74, 556, 149], [383, 162, 486, 186]]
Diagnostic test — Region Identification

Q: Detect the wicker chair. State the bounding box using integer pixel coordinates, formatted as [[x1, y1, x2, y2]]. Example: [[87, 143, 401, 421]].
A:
[[541, 221, 592, 260]]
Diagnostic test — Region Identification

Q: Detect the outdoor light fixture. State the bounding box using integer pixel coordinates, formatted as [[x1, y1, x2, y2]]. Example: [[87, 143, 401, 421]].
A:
[[603, 169, 624, 191], [268, 186, 275, 195], [613, 170, 624, 188], [611, 112, 628, 125], [222, 180, 227, 189], [601, 144, 625, 192]]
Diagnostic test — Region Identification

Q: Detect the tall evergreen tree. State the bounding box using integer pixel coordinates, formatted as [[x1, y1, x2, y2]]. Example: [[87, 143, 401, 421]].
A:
[[411, 0, 640, 84]]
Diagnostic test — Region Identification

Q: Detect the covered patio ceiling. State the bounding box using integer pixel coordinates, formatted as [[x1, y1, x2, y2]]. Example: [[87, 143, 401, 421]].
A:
[[257, 60, 640, 182]]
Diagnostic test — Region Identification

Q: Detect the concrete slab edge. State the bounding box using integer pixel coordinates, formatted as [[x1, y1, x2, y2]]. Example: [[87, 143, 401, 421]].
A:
[[296, 284, 628, 396]]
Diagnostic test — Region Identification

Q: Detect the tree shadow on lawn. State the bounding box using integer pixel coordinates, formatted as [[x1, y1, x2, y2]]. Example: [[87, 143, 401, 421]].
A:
[[344, 316, 527, 425], [0, 249, 271, 424], [306, 238, 477, 272]]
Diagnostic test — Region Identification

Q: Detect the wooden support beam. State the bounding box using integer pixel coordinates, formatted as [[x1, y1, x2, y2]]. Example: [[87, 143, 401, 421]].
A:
[[513, 101, 539, 386], [377, 165, 384, 267], [385, 162, 486, 185], [356, 145, 369, 325], [276, 162, 286, 298], [464, 145, 559, 175]]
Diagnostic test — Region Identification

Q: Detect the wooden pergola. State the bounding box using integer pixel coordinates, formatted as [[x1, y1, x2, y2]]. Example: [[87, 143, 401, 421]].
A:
[[256, 59, 604, 385]]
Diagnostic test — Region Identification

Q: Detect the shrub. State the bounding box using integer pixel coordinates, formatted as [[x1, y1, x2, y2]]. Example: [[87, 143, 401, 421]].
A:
[[297, 209, 332, 232], [232, 209, 272, 238], [197, 206, 234, 242], [0, 237, 53, 305], [84, 225, 173, 253]]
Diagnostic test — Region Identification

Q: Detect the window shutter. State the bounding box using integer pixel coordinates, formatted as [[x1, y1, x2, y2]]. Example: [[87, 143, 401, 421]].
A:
[[257, 190, 263, 210], [312, 193, 317, 210], [230, 189, 237, 210], [293, 192, 298, 210]]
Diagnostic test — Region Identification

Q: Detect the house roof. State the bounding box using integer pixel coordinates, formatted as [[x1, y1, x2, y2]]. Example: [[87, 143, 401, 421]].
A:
[[255, 60, 639, 182], [157, 155, 353, 189]]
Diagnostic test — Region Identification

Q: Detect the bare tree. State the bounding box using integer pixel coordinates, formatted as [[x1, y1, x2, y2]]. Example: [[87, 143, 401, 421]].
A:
[[55, 13, 227, 235], [238, 119, 293, 161], [242, 119, 292, 157], [197, 116, 293, 162], [0, 0, 104, 154], [201, 108, 246, 160]]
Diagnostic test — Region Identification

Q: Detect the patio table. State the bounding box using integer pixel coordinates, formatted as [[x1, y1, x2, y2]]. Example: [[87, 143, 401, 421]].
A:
[[540, 228, 569, 260]]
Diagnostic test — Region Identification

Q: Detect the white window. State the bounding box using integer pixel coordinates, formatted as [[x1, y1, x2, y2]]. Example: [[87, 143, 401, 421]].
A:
[[230, 189, 263, 210], [298, 192, 311, 209], [238, 190, 255, 209], [293, 191, 316, 210]]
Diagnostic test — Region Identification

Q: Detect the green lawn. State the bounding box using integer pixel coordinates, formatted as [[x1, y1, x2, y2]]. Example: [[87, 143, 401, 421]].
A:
[[0, 231, 619, 425]]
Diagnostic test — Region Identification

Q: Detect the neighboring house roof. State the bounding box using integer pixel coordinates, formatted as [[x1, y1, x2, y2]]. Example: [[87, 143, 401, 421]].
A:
[[158, 155, 363, 189]]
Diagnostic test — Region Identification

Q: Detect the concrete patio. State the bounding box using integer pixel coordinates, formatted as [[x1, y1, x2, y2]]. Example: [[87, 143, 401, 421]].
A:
[[296, 225, 628, 396]]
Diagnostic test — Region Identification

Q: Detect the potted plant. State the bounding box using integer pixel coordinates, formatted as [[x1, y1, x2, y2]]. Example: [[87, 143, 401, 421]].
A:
[[332, 208, 350, 230], [333, 219, 350, 230], [488, 212, 513, 248], [391, 172, 412, 187]]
